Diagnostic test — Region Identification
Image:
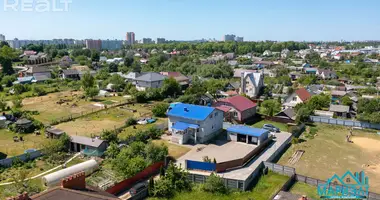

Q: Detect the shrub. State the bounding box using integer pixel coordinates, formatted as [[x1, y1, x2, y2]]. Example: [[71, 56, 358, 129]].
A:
[[152, 103, 169, 117], [202, 173, 228, 194], [291, 138, 299, 144], [125, 117, 137, 126]]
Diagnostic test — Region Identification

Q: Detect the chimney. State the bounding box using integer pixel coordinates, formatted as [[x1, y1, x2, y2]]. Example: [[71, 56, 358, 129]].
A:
[[6, 192, 29, 200], [61, 171, 86, 190]]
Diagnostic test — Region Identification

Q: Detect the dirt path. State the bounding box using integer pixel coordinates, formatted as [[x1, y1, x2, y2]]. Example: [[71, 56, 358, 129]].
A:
[[352, 137, 380, 152]]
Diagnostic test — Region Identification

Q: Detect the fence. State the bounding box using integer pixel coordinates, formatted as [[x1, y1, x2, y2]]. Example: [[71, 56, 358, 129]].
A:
[[50, 100, 131, 125], [106, 161, 164, 195], [263, 162, 380, 200], [310, 116, 380, 130], [186, 160, 216, 171], [0, 150, 42, 167]]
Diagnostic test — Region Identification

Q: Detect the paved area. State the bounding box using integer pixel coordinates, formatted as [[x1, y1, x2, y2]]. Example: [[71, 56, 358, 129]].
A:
[[177, 131, 292, 181], [177, 140, 257, 163], [274, 191, 312, 200]]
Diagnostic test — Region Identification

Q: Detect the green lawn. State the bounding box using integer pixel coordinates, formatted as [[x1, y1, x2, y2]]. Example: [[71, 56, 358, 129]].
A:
[[289, 182, 321, 199], [150, 171, 289, 200], [252, 120, 288, 132], [0, 129, 48, 158], [277, 123, 380, 193]]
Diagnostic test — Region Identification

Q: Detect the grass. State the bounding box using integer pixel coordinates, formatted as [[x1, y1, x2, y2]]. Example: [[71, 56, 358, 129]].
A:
[[152, 140, 191, 159], [289, 182, 321, 199], [0, 129, 48, 158], [117, 118, 167, 140], [149, 171, 289, 200], [277, 123, 380, 193], [252, 120, 289, 132]]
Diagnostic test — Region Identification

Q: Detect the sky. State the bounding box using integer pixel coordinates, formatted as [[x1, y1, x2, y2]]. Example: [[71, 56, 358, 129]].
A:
[[1, 0, 380, 41]]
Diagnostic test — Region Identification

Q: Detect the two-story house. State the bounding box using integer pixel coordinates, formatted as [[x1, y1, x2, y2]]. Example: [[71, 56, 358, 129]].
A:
[[134, 72, 167, 91], [214, 95, 257, 123], [167, 103, 224, 145], [240, 71, 264, 98], [283, 88, 312, 109], [317, 69, 337, 80]]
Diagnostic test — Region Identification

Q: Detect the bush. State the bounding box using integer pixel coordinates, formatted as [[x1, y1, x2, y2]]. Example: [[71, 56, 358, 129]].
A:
[[125, 117, 137, 126], [202, 173, 228, 194], [291, 138, 299, 144], [152, 103, 169, 117], [101, 130, 118, 143]]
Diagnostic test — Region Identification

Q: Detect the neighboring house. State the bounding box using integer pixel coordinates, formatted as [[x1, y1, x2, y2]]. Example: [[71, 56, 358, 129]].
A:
[[263, 50, 272, 57], [69, 135, 108, 157], [59, 56, 73, 68], [214, 95, 257, 123], [227, 125, 269, 145], [283, 88, 312, 109], [125, 71, 142, 83], [134, 72, 167, 91], [167, 103, 224, 145], [225, 82, 241, 92], [24, 66, 51, 78], [160, 72, 190, 88], [26, 53, 50, 65], [78, 70, 97, 79], [225, 53, 235, 60], [45, 128, 65, 139], [329, 104, 350, 118], [281, 49, 290, 59], [289, 72, 302, 81], [275, 108, 296, 123], [240, 72, 264, 98], [317, 69, 337, 80], [228, 60, 238, 66], [304, 68, 318, 74], [60, 69, 80, 80], [331, 90, 347, 104]]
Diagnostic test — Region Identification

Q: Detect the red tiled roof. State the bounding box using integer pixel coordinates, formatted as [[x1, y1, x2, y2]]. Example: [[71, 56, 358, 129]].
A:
[[218, 95, 257, 111], [295, 88, 312, 102]]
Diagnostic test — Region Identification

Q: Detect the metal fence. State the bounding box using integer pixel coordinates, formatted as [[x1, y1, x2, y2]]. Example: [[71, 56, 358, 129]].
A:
[[310, 116, 380, 130], [0, 150, 42, 167]]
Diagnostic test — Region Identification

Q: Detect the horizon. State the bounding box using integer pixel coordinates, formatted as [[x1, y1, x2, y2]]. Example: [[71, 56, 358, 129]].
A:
[[1, 0, 380, 41]]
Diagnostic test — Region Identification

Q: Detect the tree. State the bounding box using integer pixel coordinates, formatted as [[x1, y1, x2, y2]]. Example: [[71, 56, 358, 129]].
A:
[[260, 99, 281, 116], [12, 96, 23, 109], [0, 58, 14, 75], [109, 74, 126, 92], [341, 96, 353, 107], [32, 85, 46, 96], [202, 173, 228, 194], [152, 103, 169, 117], [105, 142, 120, 159], [108, 63, 118, 73], [0, 96, 7, 111], [13, 84, 28, 95], [81, 72, 95, 89], [124, 56, 134, 67], [161, 77, 181, 98], [1, 75, 16, 87], [101, 130, 118, 143], [134, 91, 148, 103], [148, 177, 155, 196], [295, 105, 313, 124], [91, 49, 100, 62], [85, 87, 99, 100]]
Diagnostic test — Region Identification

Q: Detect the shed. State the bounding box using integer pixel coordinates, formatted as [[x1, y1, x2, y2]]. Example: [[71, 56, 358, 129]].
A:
[[70, 136, 107, 156], [42, 160, 99, 187], [15, 118, 33, 129], [46, 128, 65, 139], [227, 125, 269, 145], [329, 104, 350, 118]]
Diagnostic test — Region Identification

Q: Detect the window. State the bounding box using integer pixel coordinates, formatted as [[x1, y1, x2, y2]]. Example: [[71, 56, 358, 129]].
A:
[[172, 122, 174, 126], [215, 112, 218, 117], [212, 125, 214, 129], [246, 90, 249, 93], [246, 81, 249, 84], [197, 128, 200, 132], [210, 114, 213, 119], [346, 178, 351, 183], [234, 112, 238, 117], [293, 97, 297, 101]]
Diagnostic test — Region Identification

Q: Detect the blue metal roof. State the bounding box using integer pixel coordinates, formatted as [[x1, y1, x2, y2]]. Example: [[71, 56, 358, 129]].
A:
[[172, 121, 199, 131], [227, 125, 269, 137], [167, 103, 215, 121]]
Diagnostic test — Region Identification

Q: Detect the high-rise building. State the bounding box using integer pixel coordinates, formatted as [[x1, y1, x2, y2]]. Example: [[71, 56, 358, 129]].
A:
[[8, 38, 20, 49], [0, 34, 5, 41], [223, 34, 236, 42], [156, 38, 166, 44], [101, 39, 123, 50], [126, 32, 135, 45], [236, 37, 244, 42], [142, 38, 153, 44], [85, 39, 102, 51]]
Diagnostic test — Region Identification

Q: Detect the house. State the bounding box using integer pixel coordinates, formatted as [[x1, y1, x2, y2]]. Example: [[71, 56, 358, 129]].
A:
[[134, 72, 167, 91], [59, 56, 73, 68], [228, 60, 238, 66], [240, 72, 264, 98], [225, 82, 241, 92], [125, 72, 142, 83], [275, 108, 296, 123], [24, 66, 51, 78], [69, 136, 108, 157], [7, 172, 119, 200], [329, 104, 350, 118], [317, 69, 337, 80], [60, 69, 80, 80], [263, 50, 272, 57], [304, 68, 318, 74], [225, 53, 235, 60], [281, 49, 290, 59], [227, 125, 269, 145], [78, 70, 97, 79], [331, 90, 347, 104], [45, 128, 65, 139], [26, 53, 50, 65], [289, 72, 302, 81], [214, 95, 257, 123], [160, 72, 190, 88], [283, 88, 312, 109], [167, 103, 224, 144]]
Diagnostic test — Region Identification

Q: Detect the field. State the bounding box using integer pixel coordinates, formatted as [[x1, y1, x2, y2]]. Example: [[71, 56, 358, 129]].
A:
[[252, 120, 289, 132], [152, 140, 191, 159], [149, 171, 289, 200], [0, 129, 48, 158], [278, 124, 380, 193], [21, 90, 127, 124], [54, 103, 163, 137], [289, 182, 321, 199]]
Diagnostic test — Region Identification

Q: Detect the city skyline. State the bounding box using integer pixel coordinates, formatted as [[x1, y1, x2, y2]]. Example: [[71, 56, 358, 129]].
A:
[[1, 0, 380, 41]]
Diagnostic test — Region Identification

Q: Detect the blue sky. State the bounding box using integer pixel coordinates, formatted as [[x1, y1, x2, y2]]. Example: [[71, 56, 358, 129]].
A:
[[1, 0, 380, 41]]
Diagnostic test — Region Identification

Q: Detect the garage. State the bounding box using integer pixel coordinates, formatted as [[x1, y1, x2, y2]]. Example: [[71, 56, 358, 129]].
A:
[[227, 125, 269, 146]]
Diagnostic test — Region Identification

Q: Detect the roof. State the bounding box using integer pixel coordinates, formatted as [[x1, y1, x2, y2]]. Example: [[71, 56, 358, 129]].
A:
[[227, 125, 269, 137], [16, 76, 35, 83], [31, 186, 118, 200], [70, 136, 105, 148], [329, 104, 350, 113], [228, 82, 241, 89], [62, 69, 79, 75], [167, 103, 216, 121], [134, 72, 166, 82], [33, 75, 51, 82], [27, 66, 51, 73], [215, 105, 232, 112], [331, 90, 347, 96], [217, 95, 257, 112], [172, 121, 199, 131], [277, 108, 296, 120], [233, 69, 256, 78], [295, 88, 312, 102], [15, 118, 32, 125], [46, 128, 65, 135]]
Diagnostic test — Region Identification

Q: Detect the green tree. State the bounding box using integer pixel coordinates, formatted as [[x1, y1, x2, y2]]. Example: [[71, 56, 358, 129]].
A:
[[161, 77, 181, 98], [341, 96, 353, 107], [85, 87, 99, 100], [1, 75, 16, 87], [134, 91, 148, 103], [101, 130, 118, 143], [260, 99, 281, 116], [0, 58, 14, 75], [152, 103, 169, 117], [109, 74, 126, 92], [105, 142, 120, 159], [108, 62, 118, 73], [81, 72, 95, 89], [91, 49, 100, 62], [0, 96, 7, 111], [12, 96, 23, 109], [295, 106, 313, 124], [202, 173, 228, 194]]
